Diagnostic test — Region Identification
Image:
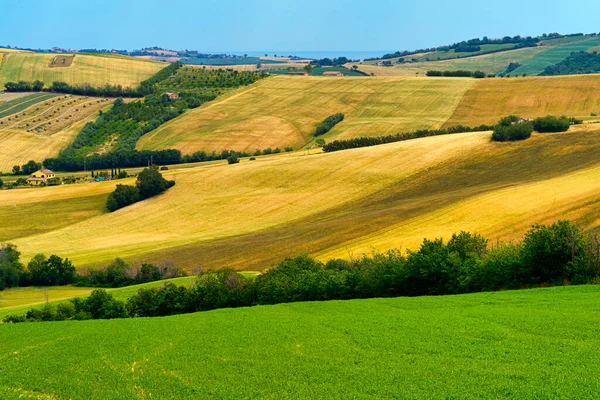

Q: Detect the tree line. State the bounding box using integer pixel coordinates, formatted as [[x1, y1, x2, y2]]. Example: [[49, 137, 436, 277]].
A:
[[322, 124, 493, 152], [6, 220, 600, 323], [315, 113, 345, 136], [0, 243, 185, 292], [426, 70, 486, 78]]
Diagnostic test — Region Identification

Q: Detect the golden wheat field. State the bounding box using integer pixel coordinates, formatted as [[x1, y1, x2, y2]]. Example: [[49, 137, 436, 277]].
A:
[[0, 52, 163, 88], [137, 75, 476, 153], [3, 124, 600, 271]]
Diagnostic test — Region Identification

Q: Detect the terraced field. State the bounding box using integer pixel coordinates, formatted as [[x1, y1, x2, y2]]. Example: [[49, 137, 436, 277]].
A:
[[0, 103, 109, 173], [137, 76, 476, 153], [1, 285, 600, 399], [4, 124, 600, 271], [0, 52, 163, 88]]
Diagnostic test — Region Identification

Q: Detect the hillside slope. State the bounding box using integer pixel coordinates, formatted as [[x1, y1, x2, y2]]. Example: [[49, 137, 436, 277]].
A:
[[0, 53, 163, 89], [1, 285, 599, 399], [137, 75, 475, 153], [4, 125, 600, 270]]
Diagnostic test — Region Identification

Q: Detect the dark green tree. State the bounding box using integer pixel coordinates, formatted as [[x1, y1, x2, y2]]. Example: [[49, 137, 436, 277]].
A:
[[106, 184, 140, 212], [136, 166, 174, 200]]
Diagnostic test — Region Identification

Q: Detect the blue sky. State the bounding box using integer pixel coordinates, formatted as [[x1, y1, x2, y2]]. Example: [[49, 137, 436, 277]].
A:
[[2, 0, 599, 52]]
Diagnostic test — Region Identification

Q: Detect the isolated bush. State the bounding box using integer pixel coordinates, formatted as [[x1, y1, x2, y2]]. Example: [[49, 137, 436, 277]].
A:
[[227, 154, 240, 164], [315, 113, 344, 136]]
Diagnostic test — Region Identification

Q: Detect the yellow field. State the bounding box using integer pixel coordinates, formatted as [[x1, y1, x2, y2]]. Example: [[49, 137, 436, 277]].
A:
[[445, 74, 600, 127], [0, 104, 109, 173], [137, 75, 475, 153], [0, 53, 163, 88], [3, 124, 600, 271]]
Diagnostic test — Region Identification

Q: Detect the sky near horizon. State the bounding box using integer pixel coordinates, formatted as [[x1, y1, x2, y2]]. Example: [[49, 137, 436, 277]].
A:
[[2, 0, 599, 52]]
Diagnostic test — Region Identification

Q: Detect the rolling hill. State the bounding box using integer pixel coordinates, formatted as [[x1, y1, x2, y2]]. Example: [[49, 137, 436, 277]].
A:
[[1, 285, 599, 398], [137, 75, 476, 153], [0, 52, 164, 89], [3, 124, 600, 271], [360, 34, 600, 77]]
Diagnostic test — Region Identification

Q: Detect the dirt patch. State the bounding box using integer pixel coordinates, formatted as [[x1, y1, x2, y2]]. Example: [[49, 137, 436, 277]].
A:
[[48, 55, 74, 68]]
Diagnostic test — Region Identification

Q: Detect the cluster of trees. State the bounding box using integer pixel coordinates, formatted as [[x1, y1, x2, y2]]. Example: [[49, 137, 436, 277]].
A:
[[157, 67, 267, 93], [315, 113, 345, 136], [7, 220, 600, 323], [11, 160, 41, 175], [0, 244, 185, 292], [0, 245, 75, 290], [310, 57, 353, 67], [426, 70, 486, 78], [540, 51, 600, 76], [533, 116, 580, 132], [322, 124, 493, 152], [43, 149, 182, 172], [491, 115, 534, 142], [106, 166, 175, 212], [4, 80, 44, 92]]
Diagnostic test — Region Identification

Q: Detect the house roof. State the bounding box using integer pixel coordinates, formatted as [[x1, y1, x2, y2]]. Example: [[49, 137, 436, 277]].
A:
[[40, 169, 54, 174]]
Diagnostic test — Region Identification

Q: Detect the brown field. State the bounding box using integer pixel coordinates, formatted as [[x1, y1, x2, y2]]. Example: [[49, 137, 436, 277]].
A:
[[0, 92, 34, 102], [48, 55, 74, 68], [445, 74, 600, 127]]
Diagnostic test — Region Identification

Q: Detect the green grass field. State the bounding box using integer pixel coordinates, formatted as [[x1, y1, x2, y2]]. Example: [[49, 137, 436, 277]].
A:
[[503, 37, 600, 76], [411, 43, 520, 62], [1, 285, 600, 399], [0, 52, 163, 89]]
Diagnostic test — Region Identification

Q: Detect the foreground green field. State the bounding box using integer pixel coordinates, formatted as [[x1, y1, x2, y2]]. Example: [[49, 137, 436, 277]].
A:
[[3, 124, 600, 271], [0, 52, 163, 89], [137, 75, 475, 153], [1, 285, 600, 398]]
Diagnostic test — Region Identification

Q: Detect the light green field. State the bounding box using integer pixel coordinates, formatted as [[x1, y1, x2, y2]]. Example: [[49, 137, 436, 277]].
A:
[[1, 285, 600, 399], [137, 75, 475, 153], [3, 124, 600, 271], [504, 37, 600, 76], [0, 53, 163, 89]]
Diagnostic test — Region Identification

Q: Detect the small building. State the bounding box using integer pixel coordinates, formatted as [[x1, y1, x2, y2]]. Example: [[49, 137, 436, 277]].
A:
[[287, 71, 309, 76], [323, 71, 344, 77], [165, 92, 179, 100], [27, 169, 56, 186]]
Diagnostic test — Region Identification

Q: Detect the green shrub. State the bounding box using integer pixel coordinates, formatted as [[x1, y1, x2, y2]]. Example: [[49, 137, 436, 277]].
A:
[[491, 116, 533, 142], [227, 154, 240, 164], [315, 113, 344, 136], [106, 184, 140, 212], [532, 116, 571, 133]]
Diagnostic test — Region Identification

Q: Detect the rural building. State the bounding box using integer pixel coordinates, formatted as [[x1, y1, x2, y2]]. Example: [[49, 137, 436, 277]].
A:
[[26, 169, 56, 186], [287, 72, 309, 76], [165, 92, 179, 100], [322, 71, 344, 76]]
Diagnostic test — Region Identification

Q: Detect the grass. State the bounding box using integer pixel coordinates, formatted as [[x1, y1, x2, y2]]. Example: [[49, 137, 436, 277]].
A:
[[509, 37, 600, 76], [444, 74, 600, 127], [0, 53, 163, 89], [4, 124, 600, 271], [0, 105, 111, 173], [137, 75, 475, 153], [1, 285, 600, 398]]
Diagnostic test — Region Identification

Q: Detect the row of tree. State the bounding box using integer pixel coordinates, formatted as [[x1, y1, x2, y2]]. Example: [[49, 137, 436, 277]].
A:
[[426, 70, 486, 78], [6, 220, 600, 323], [322, 124, 493, 152], [315, 113, 345, 136]]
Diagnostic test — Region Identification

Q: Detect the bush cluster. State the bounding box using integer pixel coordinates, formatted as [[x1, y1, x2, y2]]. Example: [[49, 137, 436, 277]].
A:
[[7, 220, 600, 323], [491, 116, 534, 142], [315, 113, 345, 136], [426, 70, 486, 78], [533, 116, 580, 132], [106, 166, 175, 212], [322, 124, 493, 152]]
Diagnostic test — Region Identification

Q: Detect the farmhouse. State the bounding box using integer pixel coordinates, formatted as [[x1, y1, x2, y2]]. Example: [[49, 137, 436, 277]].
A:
[[26, 169, 56, 186], [322, 71, 344, 77], [165, 92, 179, 100], [287, 71, 309, 76]]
